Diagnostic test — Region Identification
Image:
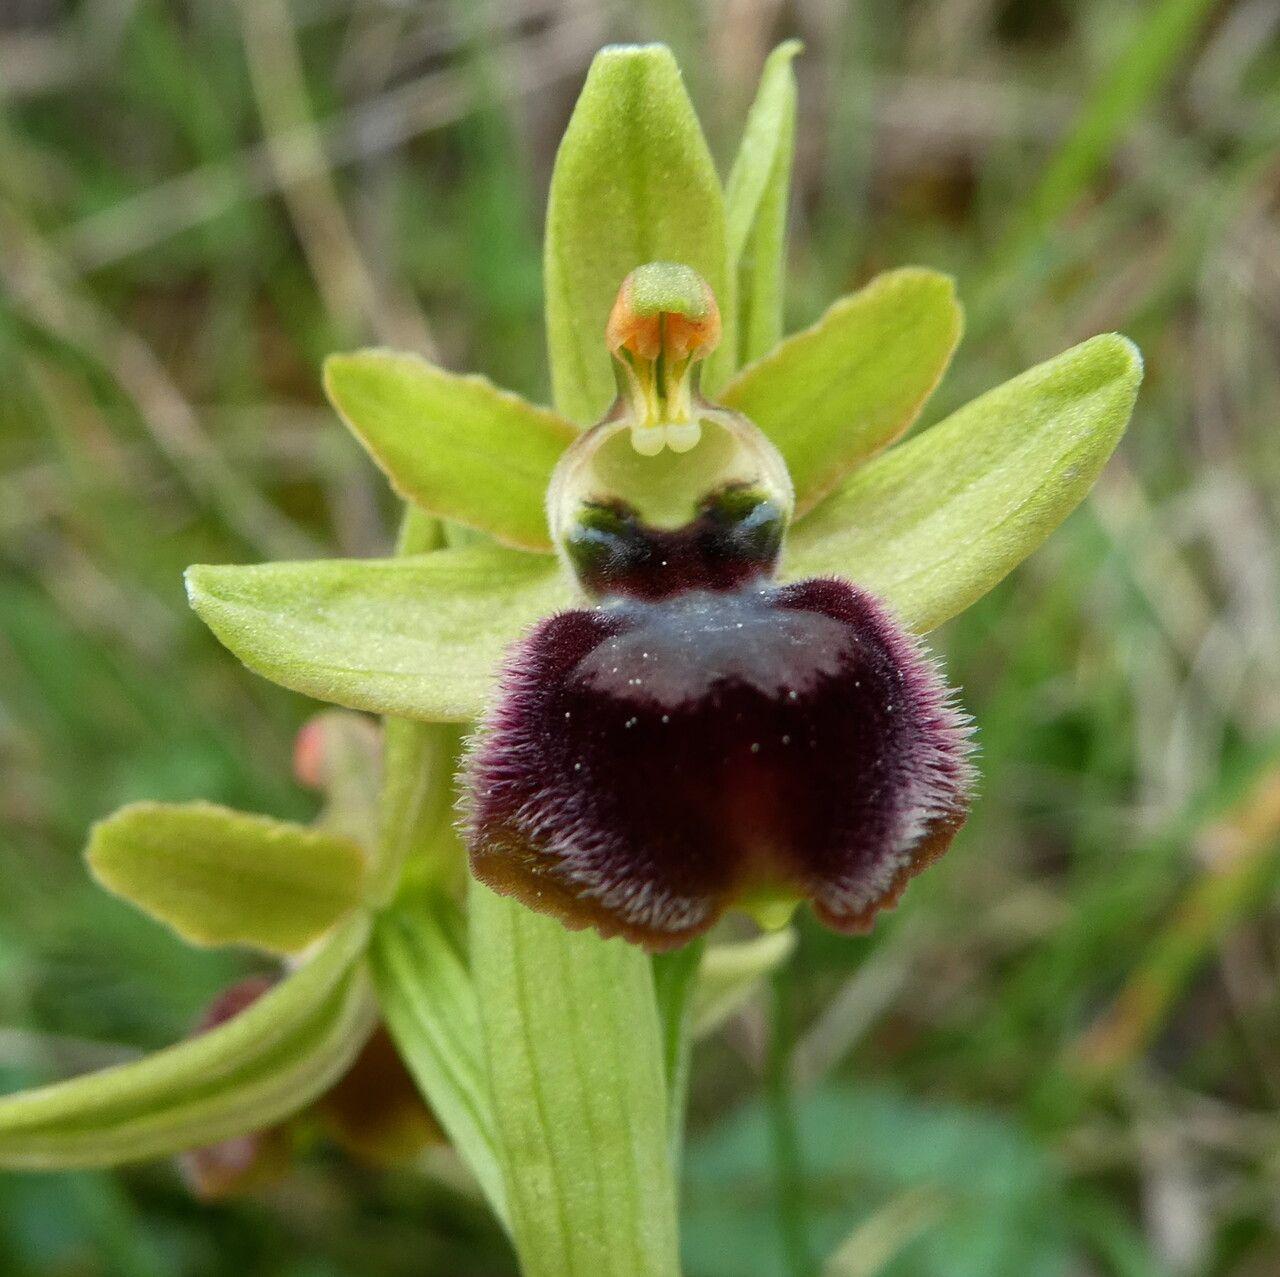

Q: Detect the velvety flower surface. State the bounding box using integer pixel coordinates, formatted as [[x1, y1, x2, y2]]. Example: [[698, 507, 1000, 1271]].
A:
[[468, 574, 973, 949]]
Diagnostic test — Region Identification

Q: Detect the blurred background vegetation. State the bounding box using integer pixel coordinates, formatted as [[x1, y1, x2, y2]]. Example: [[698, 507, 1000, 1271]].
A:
[[1, 0, 1278, 1273]]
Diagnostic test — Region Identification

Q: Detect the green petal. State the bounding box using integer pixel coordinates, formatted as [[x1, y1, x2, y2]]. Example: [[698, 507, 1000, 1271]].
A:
[[545, 44, 732, 421], [784, 334, 1143, 631], [0, 917, 373, 1169], [185, 543, 575, 723], [471, 884, 680, 1277], [724, 40, 801, 367], [723, 268, 962, 514], [371, 898, 508, 1226], [324, 351, 575, 551], [87, 802, 367, 955]]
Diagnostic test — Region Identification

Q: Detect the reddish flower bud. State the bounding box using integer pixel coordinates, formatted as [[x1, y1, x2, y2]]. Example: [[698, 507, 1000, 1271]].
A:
[[314, 1025, 443, 1166], [179, 977, 290, 1200], [179, 979, 441, 1197]]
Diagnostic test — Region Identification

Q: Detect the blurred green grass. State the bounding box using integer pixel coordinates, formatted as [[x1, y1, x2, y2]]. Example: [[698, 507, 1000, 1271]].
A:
[[2, 0, 1279, 1273]]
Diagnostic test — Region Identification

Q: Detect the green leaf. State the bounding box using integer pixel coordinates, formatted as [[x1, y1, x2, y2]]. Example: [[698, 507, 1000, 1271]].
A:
[[86, 802, 367, 955], [370, 897, 508, 1226], [723, 269, 962, 514], [692, 930, 797, 1038], [0, 917, 374, 1169], [545, 43, 733, 422], [185, 543, 575, 723], [324, 351, 576, 552], [471, 883, 680, 1277], [784, 333, 1142, 632], [725, 40, 801, 366]]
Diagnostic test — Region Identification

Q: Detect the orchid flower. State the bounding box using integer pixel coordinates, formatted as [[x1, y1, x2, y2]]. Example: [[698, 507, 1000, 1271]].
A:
[[0, 43, 1139, 1277]]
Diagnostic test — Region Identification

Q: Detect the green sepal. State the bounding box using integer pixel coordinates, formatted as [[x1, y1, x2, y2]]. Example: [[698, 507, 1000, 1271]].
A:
[[185, 543, 575, 724], [471, 884, 681, 1277], [324, 351, 576, 552], [370, 897, 508, 1226], [784, 333, 1143, 631], [725, 40, 801, 366], [724, 268, 962, 514], [545, 43, 733, 421], [86, 802, 367, 955], [0, 917, 374, 1169]]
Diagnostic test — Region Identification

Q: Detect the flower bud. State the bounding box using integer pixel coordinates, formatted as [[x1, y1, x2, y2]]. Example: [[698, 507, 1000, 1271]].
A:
[[179, 977, 289, 1200], [313, 1025, 443, 1166]]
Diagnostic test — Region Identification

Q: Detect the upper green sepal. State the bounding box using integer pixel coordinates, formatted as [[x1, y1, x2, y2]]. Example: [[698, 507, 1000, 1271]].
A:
[[725, 40, 801, 366], [324, 350, 575, 551], [723, 268, 962, 514], [185, 543, 575, 723], [87, 801, 367, 955], [544, 44, 732, 421], [0, 917, 373, 1169], [785, 333, 1143, 631]]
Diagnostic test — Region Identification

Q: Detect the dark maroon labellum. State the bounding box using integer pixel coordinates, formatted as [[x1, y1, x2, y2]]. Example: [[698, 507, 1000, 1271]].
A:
[[466, 577, 974, 950]]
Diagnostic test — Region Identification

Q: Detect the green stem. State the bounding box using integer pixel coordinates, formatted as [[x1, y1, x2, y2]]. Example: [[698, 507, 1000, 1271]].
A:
[[652, 937, 706, 1163], [766, 964, 812, 1277]]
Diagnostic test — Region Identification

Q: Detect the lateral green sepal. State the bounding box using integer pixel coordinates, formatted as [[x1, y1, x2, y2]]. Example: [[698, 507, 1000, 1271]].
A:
[[185, 544, 575, 724], [784, 333, 1143, 631]]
